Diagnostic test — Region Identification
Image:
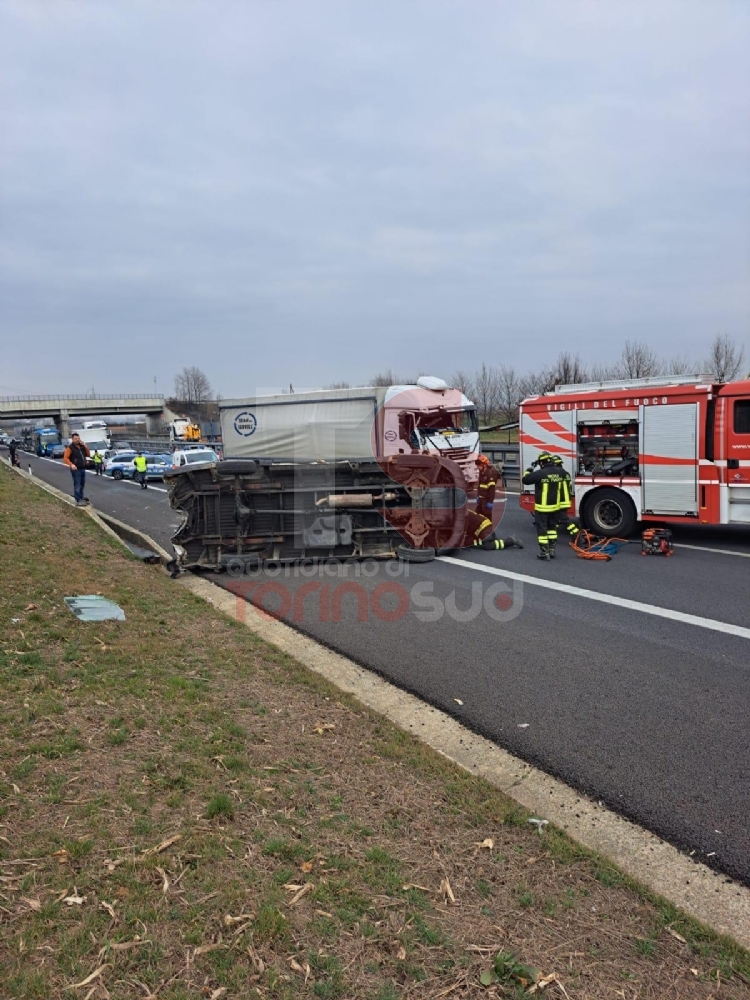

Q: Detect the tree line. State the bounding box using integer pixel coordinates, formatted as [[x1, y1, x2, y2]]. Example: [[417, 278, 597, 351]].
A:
[[173, 333, 745, 427], [365, 334, 746, 425]]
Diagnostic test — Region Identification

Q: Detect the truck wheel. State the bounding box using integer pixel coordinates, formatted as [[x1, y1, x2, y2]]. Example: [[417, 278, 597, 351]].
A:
[[583, 488, 636, 537], [217, 459, 258, 475], [397, 544, 436, 563], [112, 469, 123, 480]]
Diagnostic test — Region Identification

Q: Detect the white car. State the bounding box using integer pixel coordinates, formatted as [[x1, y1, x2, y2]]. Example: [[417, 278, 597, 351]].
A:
[[170, 447, 219, 469]]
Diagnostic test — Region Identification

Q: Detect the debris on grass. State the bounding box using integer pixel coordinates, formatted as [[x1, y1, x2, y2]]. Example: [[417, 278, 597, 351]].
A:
[[528, 817, 549, 834], [63, 595, 125, 621]]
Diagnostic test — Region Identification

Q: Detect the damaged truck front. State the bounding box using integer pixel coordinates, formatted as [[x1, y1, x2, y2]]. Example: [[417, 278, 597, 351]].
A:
[[164, 377, 502, 570]]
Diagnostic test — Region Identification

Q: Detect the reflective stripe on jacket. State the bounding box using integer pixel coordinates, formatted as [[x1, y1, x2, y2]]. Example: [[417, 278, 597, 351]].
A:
[[522, 466, 562, 512]]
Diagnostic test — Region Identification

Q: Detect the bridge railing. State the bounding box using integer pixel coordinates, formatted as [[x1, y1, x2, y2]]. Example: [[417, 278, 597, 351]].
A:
[[0, 394, 164, 403]]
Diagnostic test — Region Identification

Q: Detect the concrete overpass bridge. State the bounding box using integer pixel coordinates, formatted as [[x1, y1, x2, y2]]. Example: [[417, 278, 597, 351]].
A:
[[0, 394, 167, 437]]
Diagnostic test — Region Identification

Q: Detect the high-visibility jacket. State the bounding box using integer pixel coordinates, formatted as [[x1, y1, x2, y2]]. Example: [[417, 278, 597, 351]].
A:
[[522, 465, 562, 512], [134, 456, 148, 473], [93, 453, 103, 465], [476, 461, 500, 518], [557, 469, 572, 510]]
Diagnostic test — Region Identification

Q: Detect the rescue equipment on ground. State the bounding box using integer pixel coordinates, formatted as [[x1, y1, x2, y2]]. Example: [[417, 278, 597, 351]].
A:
[[570, 530, 629, 561], [641, 527, 674, 556]]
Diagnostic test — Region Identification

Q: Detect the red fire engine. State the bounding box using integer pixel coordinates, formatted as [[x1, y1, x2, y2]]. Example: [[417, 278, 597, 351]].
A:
[[519, 374, 750, 536]]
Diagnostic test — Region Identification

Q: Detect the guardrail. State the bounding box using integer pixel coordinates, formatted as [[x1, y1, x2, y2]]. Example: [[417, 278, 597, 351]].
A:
[[482, 444, 520, 482]]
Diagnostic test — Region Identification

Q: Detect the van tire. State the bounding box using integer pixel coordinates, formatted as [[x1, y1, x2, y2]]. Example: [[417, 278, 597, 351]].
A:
[[582, 488, 637, 537], [397, 544, 436, 563]]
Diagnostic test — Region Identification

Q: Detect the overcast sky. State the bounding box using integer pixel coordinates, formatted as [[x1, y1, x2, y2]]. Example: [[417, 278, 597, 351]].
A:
[[1, 0, 748, 398]]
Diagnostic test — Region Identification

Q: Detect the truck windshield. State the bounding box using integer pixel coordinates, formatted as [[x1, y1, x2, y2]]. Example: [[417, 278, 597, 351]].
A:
[[416, 409, 478, 433]]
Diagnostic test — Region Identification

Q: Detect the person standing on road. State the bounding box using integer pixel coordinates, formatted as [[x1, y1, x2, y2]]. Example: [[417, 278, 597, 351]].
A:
[[522, 452, 561, 559], [63, 432, 91, 506], [133, 451, 148, 489], [8, 438, 19, 468], [93, 450, 104, 476], [551, 455, 580, 543]]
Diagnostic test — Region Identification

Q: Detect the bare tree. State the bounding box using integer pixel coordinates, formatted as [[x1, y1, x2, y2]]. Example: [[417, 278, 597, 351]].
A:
[[518, 366, 557, 399], [706, 334, 745, 382], [371, 368, 409, 387], [470, 363, 502, 424], [324, 381, 351, 390], [612, 341, 664, 379], [588, 362, 619, 383], [666, 354, 696, 376], [174, 366, 212, 405], [551, 352, 588, 387], [450, 370, 475, 397], [496, 365, 523, 423]]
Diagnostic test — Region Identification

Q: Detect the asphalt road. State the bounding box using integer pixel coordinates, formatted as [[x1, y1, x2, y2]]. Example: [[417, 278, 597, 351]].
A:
[[14, 449, 750, 885]]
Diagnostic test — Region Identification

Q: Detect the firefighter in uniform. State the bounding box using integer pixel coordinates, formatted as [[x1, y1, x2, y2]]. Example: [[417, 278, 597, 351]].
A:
[[522, 452, 561, 559], [551, 455, 579, 547], [465, 454, 523, 551]]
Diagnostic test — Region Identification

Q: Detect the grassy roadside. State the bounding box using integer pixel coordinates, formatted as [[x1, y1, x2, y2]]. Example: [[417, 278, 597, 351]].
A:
[[0, 465, 748, 999]]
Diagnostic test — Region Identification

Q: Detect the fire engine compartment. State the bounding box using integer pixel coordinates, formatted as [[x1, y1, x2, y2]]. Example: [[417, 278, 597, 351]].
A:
[[577, 417, 640, 477]]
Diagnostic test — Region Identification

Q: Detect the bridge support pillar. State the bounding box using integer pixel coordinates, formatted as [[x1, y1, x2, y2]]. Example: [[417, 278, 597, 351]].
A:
[[146, 412, 166, 437], [55, 411, 71, 440]]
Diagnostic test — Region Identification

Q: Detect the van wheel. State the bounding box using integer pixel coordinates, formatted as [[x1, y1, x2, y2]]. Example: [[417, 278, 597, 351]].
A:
[[112, 469, 123, 480], [583, 488, 636, 537], [397, 544, 436, 563]]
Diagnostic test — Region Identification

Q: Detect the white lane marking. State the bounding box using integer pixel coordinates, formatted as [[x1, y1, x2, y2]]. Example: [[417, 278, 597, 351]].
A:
[[439, 555, 750, 641], [674, 543, 750, 559], [117, 478, 168, 493]]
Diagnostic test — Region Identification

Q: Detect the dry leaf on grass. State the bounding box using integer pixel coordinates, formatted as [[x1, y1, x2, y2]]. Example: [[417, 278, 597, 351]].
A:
[[223, 913, 254, 927], [53, 848, 70, 864], [155, 866, 170, 894], [402, 883, 431, 892], [69, 964, 111, 989], [476, 838, 494, 850], [63, 890, 87, 906], [666, 926, 687, 944], [20, 897, 42, 911], [141, 833, 181, 857], [99, 901, 116, 919], [210, 990, 227, 1000], [300, 860, 314, 873], [194, 941, 226, 957], [98, 938, 150, 959], [289, 957, 311, 982], [314, 723, 336, 734], [287, 882, 313, 905], [528, 971, 561, 993], [440, 877, 456, 904], [396, 945, 407, 961]]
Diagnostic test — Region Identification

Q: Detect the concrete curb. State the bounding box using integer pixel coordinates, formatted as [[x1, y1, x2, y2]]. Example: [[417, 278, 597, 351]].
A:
[[0, 456, 174, 568], [179, 572, 750, 949]]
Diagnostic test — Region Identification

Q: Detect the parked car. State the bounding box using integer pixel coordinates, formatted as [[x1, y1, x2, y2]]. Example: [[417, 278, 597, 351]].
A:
[[105, 453, 171, 481], [170, 447, 219, 469], [104, 452, 139, 479]]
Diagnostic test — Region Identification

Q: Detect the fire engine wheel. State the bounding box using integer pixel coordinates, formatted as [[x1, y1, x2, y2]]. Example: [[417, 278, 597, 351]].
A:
[[584, 488, 636, 538], [397, 544, 436, 563]]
